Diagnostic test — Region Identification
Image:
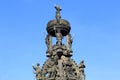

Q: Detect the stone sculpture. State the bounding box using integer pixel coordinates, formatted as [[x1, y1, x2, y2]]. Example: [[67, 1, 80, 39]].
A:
[[32, 63, 41, 80], [33, 5, 86, 80]]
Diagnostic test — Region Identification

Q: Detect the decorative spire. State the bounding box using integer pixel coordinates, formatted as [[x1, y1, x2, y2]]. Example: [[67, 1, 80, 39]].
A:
[[55, 5, 62, 23], [32, 6, 86, 80]]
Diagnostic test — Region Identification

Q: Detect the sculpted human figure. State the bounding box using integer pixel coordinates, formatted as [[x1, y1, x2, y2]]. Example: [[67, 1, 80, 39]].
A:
[[60, 55, 73, 78], [32, 63, 41, 80], [79, 60, 86, 80], [48, 64, 57, 79], [66, 34, 73, 50], [45, 34, 52, 56], [59, 55, 66, 77], [45, 34, 51, 50], [55, 5, 62, 23], [55, 33, 63, 45], [47, 55, 58, 79]]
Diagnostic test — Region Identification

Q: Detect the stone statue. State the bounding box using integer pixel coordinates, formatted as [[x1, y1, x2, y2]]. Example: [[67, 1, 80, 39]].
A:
[[58, 55, 66, 77], [45, 54, 58, 79], [45, 34, 51, 50], [55, 33, 63, 45], [79, 60, 86, 80], [47, 63, 58, 79], [66, 34, 73, 50], [55, 5, 62, 23], [45, 34, 52, 57], [60, 55, 74, 78], [32, 63, 41, 80]]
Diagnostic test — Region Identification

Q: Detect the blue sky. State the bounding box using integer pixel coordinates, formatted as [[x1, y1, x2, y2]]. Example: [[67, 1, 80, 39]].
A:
[[0, 0, 120, 80]]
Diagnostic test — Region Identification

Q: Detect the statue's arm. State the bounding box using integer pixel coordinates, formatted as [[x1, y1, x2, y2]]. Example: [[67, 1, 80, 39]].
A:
[[32, 65, 36, 71]]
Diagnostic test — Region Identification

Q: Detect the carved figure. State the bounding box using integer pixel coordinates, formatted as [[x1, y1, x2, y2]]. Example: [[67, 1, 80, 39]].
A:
[[45, 34, 51, 50], [55, 33, 63, 45], [47, 63, 57, 78], [55, 5, 62, 23], [58, 55, 66, 77], [32, 63, 41, 80], [79, 60, 86, 80], [66, 34, 73, 50], [45, 34, 52, 56]]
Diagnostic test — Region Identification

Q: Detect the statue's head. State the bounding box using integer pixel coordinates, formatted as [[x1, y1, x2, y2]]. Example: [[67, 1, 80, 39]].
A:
[[55, 5, 62, 11], [37, 63, 40, 66], [81, 60, 84, 63]]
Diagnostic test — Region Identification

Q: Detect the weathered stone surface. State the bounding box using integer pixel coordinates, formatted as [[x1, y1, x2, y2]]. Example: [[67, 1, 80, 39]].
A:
[[33, 5, 86, 80]]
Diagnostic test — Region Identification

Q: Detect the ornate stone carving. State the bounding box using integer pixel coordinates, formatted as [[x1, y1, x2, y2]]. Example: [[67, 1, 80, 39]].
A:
[[33, 5, 86, 80]]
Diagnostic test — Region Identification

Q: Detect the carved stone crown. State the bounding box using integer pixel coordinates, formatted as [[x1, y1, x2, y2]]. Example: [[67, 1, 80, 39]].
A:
[[47, 19, 71, 37]]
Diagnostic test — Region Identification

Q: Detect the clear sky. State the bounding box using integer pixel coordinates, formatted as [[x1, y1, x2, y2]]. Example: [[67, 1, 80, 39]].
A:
[[0, 0, 120, 80]]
